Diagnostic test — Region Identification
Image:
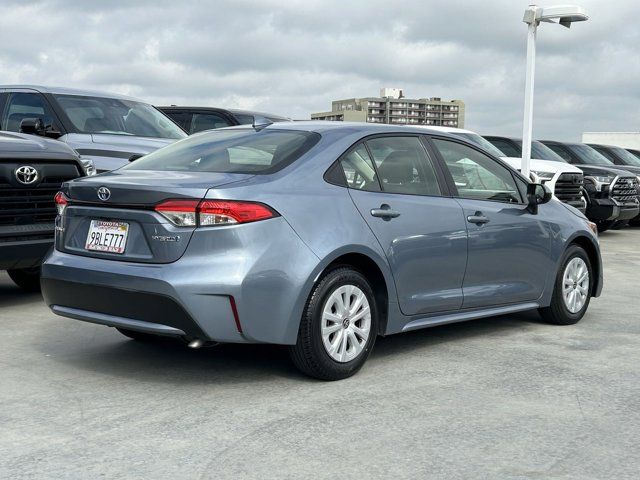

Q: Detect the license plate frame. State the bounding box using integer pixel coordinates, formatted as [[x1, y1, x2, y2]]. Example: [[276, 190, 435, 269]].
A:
[[85, 220, 129, 254]]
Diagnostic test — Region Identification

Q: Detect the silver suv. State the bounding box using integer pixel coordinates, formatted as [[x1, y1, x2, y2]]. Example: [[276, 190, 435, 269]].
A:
[[0, 86, 186, 172]]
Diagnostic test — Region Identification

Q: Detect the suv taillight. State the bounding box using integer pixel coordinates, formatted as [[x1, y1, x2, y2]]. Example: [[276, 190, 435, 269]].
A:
[[154, 199, 278, 227], [54, 192, 69, 215]]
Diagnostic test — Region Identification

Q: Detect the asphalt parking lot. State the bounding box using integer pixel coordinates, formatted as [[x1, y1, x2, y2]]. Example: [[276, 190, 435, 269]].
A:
[[1, 230, 638, 480]]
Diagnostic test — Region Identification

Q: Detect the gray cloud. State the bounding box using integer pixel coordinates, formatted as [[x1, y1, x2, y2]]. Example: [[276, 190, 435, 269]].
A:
[[0, 0, 638, 140]]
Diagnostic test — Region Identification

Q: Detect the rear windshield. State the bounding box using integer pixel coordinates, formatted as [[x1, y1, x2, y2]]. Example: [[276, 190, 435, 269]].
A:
[[123, 129, 320, 174]]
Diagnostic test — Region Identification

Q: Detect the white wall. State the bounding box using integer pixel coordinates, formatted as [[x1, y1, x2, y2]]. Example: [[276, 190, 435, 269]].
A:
[[582, 132, 640, 149]]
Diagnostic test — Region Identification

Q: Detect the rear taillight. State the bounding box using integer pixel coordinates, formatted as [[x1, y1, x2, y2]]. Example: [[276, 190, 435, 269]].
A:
[[54, 192, 69, 215], [154, 199, 199, 226], [154, 199, 277, 227]]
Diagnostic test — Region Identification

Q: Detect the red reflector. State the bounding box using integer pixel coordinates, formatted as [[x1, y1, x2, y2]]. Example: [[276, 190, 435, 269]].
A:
[[198, 200, 276, 224], [228, 295, 242, 333], [54, 191, 69, 205]]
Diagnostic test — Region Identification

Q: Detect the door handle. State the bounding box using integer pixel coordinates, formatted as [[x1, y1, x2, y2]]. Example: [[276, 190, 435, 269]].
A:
[[370, 204, 401, 219], [467, 211, 490, 225]]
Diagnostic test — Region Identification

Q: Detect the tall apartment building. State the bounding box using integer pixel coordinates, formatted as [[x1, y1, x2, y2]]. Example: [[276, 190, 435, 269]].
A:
[[311, 87, 465, 127]]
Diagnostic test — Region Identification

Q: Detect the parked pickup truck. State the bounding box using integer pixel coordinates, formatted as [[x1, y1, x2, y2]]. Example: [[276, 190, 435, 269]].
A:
[[0, 131, 85, 291]]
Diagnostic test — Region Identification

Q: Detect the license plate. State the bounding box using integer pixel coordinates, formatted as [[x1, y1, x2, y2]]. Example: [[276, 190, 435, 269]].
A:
[[85, 220, 129, 254]]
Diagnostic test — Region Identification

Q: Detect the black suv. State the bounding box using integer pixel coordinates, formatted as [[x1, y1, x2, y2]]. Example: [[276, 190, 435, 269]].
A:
[[0, 132, 84, 291], [158, 106, 291, 135], [540, 140, 640, 232]]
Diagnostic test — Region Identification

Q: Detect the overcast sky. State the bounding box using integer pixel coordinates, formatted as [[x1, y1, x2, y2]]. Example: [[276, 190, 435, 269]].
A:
[[1, 0, 638, 141]]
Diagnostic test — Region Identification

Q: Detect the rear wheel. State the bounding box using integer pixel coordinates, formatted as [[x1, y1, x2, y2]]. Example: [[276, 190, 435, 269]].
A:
[[289, 267, 378, 380], [539, 245, 592, 325], [7, 267, 41, 292]]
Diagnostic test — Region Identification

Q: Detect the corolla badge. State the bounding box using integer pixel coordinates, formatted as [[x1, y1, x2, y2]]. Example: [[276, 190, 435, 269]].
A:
[[15, 166, 38, 185], [97, 186, 111, 201]]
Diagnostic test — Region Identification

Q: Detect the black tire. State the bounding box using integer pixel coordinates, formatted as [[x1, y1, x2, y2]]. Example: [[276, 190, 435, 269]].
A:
[[539, 245, 592, 325], [596, 221, 614, 232], [7, 267, 41, 292], [289, 267, 379, 381], [116, 327, 160, 342], [612, 220, 629, 230], [596, 220, 615, 233]]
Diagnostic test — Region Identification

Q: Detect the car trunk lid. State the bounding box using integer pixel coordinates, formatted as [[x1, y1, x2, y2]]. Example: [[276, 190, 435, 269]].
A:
[[58, 170, 253, 263]]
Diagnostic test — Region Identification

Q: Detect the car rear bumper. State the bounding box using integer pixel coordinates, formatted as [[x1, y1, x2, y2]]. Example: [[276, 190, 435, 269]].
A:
[[41, 218, 319, 344]]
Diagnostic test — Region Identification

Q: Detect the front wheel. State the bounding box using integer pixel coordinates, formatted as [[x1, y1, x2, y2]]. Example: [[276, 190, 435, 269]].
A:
[[289, 267, 379, 381], [7, 267, 41, 292], [539, 245, 592, 325]]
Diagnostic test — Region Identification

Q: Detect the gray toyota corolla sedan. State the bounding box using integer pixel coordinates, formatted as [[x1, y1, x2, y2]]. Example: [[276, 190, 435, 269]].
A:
[[42, 122, 602, 380]]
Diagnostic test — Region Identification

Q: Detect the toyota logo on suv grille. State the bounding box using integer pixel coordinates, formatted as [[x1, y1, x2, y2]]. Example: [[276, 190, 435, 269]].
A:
[[15, 166, 38, 185], [97, 186, 111, 201]]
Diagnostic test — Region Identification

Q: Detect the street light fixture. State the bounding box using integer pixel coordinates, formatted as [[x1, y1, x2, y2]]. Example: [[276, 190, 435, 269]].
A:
[[521, 4, 589, 177]]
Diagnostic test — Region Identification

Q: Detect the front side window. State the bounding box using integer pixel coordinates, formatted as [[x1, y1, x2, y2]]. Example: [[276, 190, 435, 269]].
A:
[[339, 143, 381, 192], [433, 138, 522, 204], [54, 94, 186, 139], [365, 136, 441, 196], [2, 93, 57, 131], [123, 129, 320, 174], [190, 113, 232, 133]]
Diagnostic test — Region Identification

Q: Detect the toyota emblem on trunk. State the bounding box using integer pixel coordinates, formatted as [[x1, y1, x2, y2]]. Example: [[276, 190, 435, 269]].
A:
[[97, 186, 111, 201], [15, 166, 38, 185]]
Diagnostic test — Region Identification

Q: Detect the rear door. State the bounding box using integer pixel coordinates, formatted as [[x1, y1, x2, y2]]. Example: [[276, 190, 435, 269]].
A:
[[430, 137, 551, 308], [344, 135, 468, 316]]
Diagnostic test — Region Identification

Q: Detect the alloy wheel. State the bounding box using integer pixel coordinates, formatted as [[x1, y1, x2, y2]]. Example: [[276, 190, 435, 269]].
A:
[[321, 284, 371, 363], [562, 257, 590, 314]]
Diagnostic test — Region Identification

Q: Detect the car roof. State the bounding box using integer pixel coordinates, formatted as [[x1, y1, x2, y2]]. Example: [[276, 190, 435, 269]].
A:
[[0, 85, 145, 103], [223, 120, 465, 138]]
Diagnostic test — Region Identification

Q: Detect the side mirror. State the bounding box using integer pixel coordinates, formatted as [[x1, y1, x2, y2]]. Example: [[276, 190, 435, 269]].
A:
[[527, 182, 553, 214], [20, 118, 46, 136], [19, 118, 62, 138], [129, 154, 144, 162]]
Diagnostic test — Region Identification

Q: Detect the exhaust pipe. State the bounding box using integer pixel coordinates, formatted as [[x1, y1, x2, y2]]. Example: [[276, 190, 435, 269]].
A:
[[187, 339, 204, 349]]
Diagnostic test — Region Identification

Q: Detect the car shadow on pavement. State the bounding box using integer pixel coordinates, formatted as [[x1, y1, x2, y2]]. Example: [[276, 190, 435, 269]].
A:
[[0, 283, 42, 308], [39, 310, 543, 384], [372, 310, 542, 360]]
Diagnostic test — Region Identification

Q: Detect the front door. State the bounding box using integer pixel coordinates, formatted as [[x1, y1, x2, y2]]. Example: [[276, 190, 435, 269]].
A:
[[341, 136, 468, 316], [430, 137, 552, 309]]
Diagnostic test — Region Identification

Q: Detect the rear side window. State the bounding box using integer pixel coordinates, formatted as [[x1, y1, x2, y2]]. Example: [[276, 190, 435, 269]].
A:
[[365, 136, 441, 196], [190, 113, 232, 133], [339, 143, 381, 192], [433, 138, 522, 204], [123, 129, 320, 174]]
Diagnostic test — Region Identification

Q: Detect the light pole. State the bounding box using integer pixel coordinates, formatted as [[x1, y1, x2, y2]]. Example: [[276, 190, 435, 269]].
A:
[[521, 4, 589, 177]]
